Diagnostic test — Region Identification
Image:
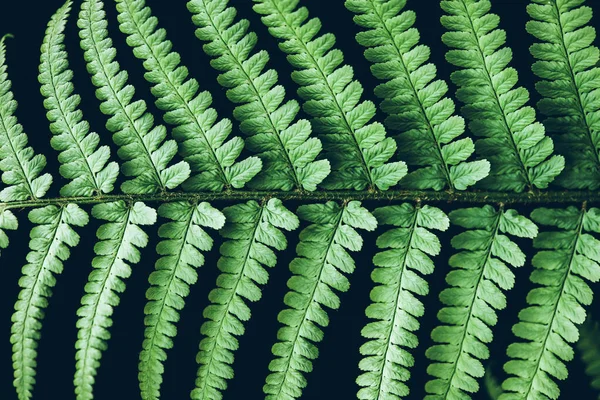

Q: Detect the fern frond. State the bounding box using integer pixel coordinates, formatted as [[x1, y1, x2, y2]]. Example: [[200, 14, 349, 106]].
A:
[[11, 204, 89, 400], [192, 198, 299, 400], [114, 0, 261, 192], [346, 0, 490, 191], [527, 0, 600, 189], [0, 35, 53, 202], [426, 205, 538, 399], [440, 0, 565, 191], [500, 206, 600, 400], [357, 203, 449, 399], [263, 201, 377, 399], [74, 201, 156, 400], [39, 0, 119, 197], [138, 201, 225, 400], [78, 0, 190, 194], [188, 0, 331, 191], [0, 208, 17, 254], [252, 0, 407, 190], [578, 318, 600, 398]]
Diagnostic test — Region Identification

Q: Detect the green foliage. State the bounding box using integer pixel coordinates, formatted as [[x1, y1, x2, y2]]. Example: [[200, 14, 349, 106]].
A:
[[578, 318, 600, 399], [501, 206, 600, 399], [2, 0, 600, 399], [11, 204, 89, 400], [357, 203, 449, 399], [78, 0, 191, 194], [114, 0, 261, 192], [264, 201, 377, 399], [346, 0, 490, 191], [138, 201, 224, 400], [189, 0, 330, 191], [75, 201, 156, 400], [426, 205, 537, 399], [253, 0, 407, 190], [193, 199, 298, 400], [0, 35, 52, 202], [441, 0, 565, 191], [39, 0, 119, 197], [0, 208, 17, 253], [527, 0, 600, 189]]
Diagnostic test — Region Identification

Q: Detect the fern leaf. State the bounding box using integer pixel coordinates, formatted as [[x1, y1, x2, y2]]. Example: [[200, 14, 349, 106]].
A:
[[192, 198, 299, 400], [578, 318, 600, 398], [11, 204, 89, 400], [0, 208, 17, 254], [114, 0, 261, 191], [39, 0, 119, 197], [426, 205, 538, 399], [78, 0, 191, 194], [0, 35, 53, 202], [526, 0, 600, 189], [357, 203, 449, 399], [500, 206, 600, 400], [138, 201, 225, 400], [252, 0, 407, 190], [74, 201, 156, 400], [440, 0, 565, 191], [188, 0, 331, 191], [346, 0, 490, 191], [263, 201, 377, 399]]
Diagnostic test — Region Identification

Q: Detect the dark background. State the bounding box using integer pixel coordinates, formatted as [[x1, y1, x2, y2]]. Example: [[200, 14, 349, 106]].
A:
[[0, 0, 597, 399]]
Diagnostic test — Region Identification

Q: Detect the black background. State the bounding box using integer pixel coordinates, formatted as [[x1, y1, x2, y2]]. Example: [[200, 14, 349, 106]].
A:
[[0, 0, 597, 399]]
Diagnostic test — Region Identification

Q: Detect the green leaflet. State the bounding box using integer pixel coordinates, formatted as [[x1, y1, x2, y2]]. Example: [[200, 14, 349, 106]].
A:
[[263, 201, 377, 399], [346, 0, 490, 191], [527, 0, 600, 189], [78, 0, 191, 195], [500, 206, 600, 400], [357, 203, 449, 399], [0, 208, 18, 253], [11, 204, 89, 400], [440, 0, 564, 192], [39, 0, 119, 197], [114, 0, 261, 192], [0, 35, 52, 202], [138, 201, 225, 400], [192, 198, 299, 400], [426, 205, 538, 399], [75, 201, 156, 400], [188, 0, 330, 191], [252, 0, 407, 190], [578, 318, 600, 399]]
